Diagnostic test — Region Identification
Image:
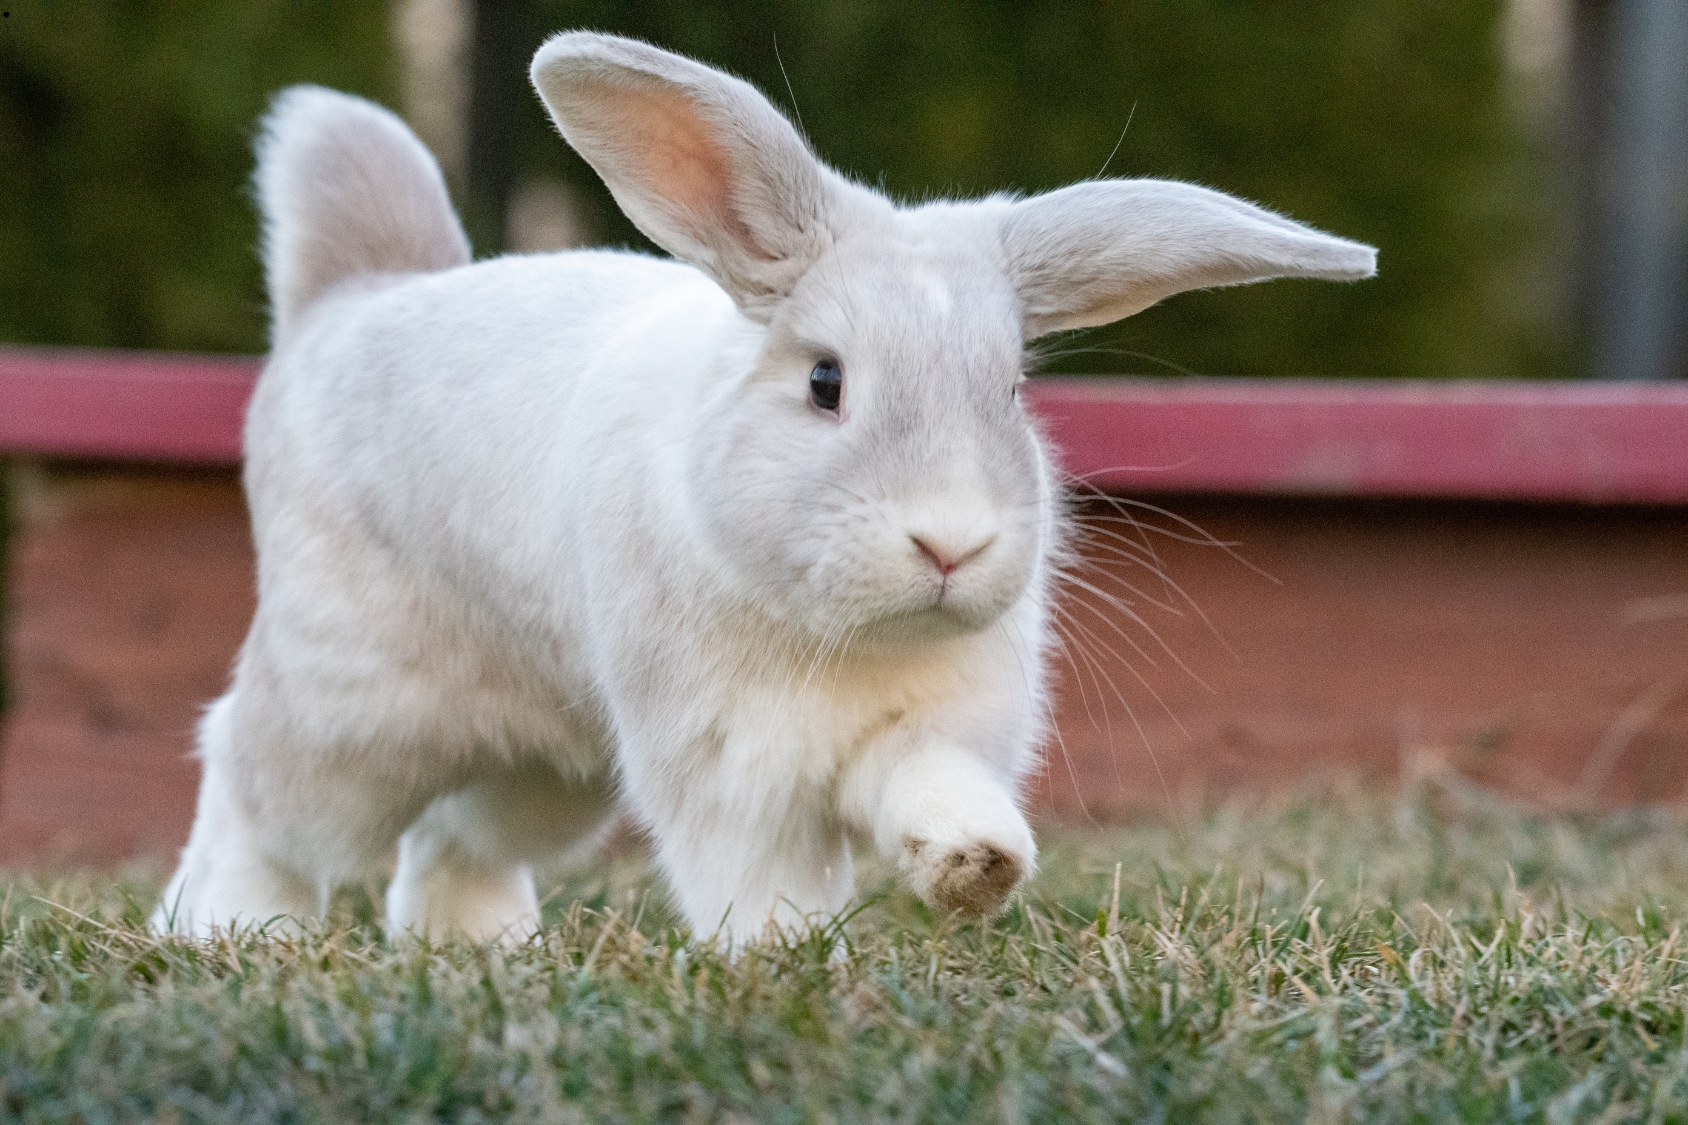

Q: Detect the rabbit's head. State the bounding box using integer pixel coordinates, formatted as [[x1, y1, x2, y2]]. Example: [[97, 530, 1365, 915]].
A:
[[531, 33, 1374, 646]]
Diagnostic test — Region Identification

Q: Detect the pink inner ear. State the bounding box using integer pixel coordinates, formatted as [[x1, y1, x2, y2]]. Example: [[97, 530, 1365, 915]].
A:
[[589, 81, 772, 262]]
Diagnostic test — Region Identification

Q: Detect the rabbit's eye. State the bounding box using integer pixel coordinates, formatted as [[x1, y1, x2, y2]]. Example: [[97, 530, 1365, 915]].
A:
[[809, 360, 843, 413]]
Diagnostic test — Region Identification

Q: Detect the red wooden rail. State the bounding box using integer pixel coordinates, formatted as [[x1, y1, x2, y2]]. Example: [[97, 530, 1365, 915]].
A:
[[1035, 377, 1688, 503], [1, 347, 255, 464], [4, 345, 1688, 502]]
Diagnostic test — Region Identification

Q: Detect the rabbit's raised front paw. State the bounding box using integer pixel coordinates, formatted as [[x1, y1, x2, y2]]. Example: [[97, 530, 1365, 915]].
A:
[[903, 835, 1028, 917]]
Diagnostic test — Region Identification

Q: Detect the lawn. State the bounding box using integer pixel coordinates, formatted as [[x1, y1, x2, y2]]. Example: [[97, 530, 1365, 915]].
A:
[[5, 776, 1688, 1123]]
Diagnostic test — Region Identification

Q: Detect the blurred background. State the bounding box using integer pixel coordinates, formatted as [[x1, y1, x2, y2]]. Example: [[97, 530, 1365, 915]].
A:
[[3, 0, 1683, 382], [1, 2, 1686, 862]]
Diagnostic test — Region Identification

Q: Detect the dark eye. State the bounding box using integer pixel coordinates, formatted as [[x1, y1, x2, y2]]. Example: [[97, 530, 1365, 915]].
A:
[[809, 359, 843, 413]]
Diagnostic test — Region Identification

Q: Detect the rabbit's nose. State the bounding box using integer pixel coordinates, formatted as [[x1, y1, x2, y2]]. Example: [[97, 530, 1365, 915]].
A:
[[910, 533, 997, 576]]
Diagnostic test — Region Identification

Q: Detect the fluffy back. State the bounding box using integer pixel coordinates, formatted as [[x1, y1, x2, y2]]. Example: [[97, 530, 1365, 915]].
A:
[[255, 86, 471, 345]]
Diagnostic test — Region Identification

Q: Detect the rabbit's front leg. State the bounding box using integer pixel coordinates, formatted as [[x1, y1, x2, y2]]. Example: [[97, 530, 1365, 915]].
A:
[[622, 737, 856, 948], [841, 738, 1035, 917]]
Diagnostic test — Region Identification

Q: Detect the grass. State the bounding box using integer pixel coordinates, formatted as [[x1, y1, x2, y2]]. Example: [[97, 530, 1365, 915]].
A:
[[6, 777, 1688, 1122]]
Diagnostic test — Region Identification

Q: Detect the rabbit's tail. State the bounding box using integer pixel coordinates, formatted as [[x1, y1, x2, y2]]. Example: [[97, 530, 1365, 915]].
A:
[[256, 86, 470, 346]]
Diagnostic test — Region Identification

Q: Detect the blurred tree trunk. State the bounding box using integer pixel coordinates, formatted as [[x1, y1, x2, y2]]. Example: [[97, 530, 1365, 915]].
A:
[[465, 0, 531, 256], [1572, 0, 1688, 380]]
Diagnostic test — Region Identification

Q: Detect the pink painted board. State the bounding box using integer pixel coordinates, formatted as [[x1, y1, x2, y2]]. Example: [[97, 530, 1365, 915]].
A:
[[0, 347, 258, 464], [1023, 377, 1688, 503]]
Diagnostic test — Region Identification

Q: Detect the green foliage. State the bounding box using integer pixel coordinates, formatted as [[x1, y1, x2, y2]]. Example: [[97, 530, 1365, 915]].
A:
[[5, 787, 1688, 1121], [0, 1, 395, 354], [1, 2, 1569, 379]]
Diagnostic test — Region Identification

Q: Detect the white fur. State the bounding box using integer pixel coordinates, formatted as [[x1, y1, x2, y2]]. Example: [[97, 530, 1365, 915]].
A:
[[155, 34, 1374, 945]]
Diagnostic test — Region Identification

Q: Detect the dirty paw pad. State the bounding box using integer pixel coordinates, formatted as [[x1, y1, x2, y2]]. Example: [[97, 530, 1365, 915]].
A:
[[924, 842, 1024, 916]]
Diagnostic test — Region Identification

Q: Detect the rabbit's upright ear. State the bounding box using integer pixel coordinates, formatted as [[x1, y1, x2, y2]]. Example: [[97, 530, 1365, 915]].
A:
[[532, 32, 839, 318], [1000, 179, 1376, 338]]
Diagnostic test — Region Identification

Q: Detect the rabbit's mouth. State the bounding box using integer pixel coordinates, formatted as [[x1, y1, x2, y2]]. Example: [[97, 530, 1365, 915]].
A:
[[832, 577, 1027, 647], [844, 605, 997, 648]]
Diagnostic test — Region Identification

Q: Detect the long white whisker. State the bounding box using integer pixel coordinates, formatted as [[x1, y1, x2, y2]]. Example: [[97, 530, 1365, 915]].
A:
[[1035, 616, 1100, 826], [1051, 604, 1183, 834], [1052, 599, 1194, 741], [1084, 495, 1278, 583], [1059, 568, 1216, 691], [1051, 607, 1107, 741], [1072, 514, 1245, 662], [1065, 479, 1183, 606], [1055, 573, 1161, 667], [1062, 543, 1187, 615], [1051, 610, 1127, 792]]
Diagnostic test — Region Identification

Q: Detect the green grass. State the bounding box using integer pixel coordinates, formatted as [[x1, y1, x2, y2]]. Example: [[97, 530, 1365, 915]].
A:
[[7, 777, 1688, 1123]]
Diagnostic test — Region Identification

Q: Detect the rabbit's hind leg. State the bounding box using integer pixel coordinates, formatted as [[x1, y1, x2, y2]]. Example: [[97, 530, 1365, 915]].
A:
[[386, 762, 614, 944], [153, 695, 329, 937], [156, 688, 454, 938]]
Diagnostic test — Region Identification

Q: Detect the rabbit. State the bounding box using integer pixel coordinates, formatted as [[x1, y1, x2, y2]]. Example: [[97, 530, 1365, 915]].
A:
[[152, 30, 1375, 947]]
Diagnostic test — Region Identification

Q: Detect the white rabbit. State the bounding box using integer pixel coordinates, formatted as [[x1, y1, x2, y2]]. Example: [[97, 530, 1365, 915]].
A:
[[153, 31, 1374, 946]]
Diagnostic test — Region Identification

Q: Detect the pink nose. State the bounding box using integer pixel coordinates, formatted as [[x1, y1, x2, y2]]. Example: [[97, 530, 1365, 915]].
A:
[[910, 534, 995, 577]]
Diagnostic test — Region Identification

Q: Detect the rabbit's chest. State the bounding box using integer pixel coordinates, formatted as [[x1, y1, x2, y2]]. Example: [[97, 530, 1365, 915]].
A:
[[706, 655, 967, 785]]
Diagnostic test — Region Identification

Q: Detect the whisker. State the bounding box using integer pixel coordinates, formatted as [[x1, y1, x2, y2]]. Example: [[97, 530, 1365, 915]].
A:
[[1057, 568, 1216, 692], [1071, 519, 1244, 664], [1051, 604, 1185, 839], [1051, 606, 1108, 739], [1062, 542, 1186, 615], [1083, 495, 1277, 583], [1063, 477, 1183, 605], [1053, 600, 1193, 742], [1051, 611, 1128, 790], [1054, 572, 1160, 667], [826, 619, 863, 700], [1028, 344, 1205, 379], [1016, 615, 1100, 826], [1080, 512, 1248, 551]]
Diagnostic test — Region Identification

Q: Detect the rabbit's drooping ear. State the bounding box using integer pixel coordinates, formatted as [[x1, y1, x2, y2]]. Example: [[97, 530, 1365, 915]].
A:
[[531, 32, 839, 317], [1000, 179, 1377, 338]]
